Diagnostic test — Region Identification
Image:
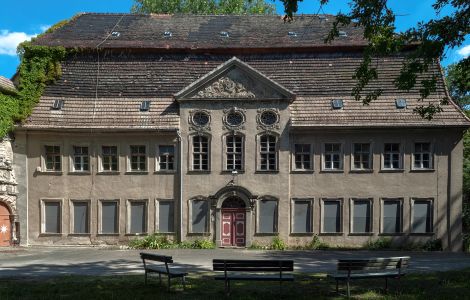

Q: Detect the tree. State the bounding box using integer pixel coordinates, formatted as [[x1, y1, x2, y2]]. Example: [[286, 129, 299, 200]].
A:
[[281, 0, 470, 119], [131, 0, 275, 15], [446, 62, 470, 108]]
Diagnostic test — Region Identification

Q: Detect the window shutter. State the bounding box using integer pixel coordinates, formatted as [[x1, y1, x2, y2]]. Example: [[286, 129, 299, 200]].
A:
[[159, 201, 174, 233], [102, 202, 118, 234], [45, 202, 60, 233]]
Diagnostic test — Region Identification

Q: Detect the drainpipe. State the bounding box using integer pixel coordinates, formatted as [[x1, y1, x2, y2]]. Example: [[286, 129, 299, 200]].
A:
[[177, 130, 183, 242]]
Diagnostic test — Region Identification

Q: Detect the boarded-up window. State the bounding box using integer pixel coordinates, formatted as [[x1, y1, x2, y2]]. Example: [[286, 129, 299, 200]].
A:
[[102, 201, 118, 234], [352, 200, 371, 233], [383, 200, 401, 233], [323, 200, 341, 233], [191, 200, 208, 233], [412, 200, 433, 233], [159, 201, 174, 233], [44, 202, 61, 233], [258, 199, 277, 233], [130, 202, 146, 234], [73, 202, 89, 234], [292, 200, 312, 233]]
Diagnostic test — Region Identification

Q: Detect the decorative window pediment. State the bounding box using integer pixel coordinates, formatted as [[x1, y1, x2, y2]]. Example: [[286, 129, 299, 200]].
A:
[[174, 57, 295, 101]]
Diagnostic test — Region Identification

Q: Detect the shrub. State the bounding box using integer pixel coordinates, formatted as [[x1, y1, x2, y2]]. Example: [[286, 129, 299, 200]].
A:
[[423, 239, 443, 251], [249, 241, 269, 250], [305, 235, 329, 250], [270, 236, 287, 250], [191, 239, 215, 249], [463, 233, 470, 252], [129, 234, 215, 249], [365, 237, 393, 250]]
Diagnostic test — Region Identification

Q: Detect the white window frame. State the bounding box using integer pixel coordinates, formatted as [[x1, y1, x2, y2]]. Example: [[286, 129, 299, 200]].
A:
[[410, 198, 434, 234], [351, 143, 372, 171], [155, 198, 175, 234], [98, 199, 120, 235], [156, 144, 176, 172], [189, 134, 211, 172], [290, 198, 314, 234], [188, 197, 210, 234], [381, 142, 403, 171], [40, 198, 63, 234], [321, 143, 344, 171], [292, 143, 313, 171], [69, 199, 91, 234], [127, 144, 149, 173], [349, 198, 373, 234], [223, 133, 245, 171], [320, 198, 343, 234], [380, 198, 404, 234], [70, 144, 91, 173], [41, 143, 63, 173], [257, 134, 279, 172], [412, 141, 433, 170], [256, 196, 279, 234], [126, 199, 148, 234], [98, 144, 120, 173]]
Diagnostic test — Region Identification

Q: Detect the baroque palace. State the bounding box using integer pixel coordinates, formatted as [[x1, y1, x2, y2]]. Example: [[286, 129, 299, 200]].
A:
[[1, 14, 469, 250]]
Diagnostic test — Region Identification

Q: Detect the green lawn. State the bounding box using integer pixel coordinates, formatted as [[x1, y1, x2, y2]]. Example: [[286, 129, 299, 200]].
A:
[[1, 269, 469, 299]]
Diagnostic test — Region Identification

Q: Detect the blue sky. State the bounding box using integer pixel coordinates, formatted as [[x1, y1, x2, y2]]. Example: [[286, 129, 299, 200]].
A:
[[0, 0, 468, 78]]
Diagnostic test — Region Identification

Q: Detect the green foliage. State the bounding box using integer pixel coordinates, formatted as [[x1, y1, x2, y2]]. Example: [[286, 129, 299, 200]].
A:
[[422, 239, 443, 251], [0, 43, 66, 137], [270, 235, 287, 250], [364, 237, 393, 250], [303, 235, 329, 250], [129, 234, 215, 249], [446, 62, 470, 108], [131, 0, 275, 15]]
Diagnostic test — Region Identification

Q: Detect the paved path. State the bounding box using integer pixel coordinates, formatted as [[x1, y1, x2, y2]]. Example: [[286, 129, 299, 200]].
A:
[[0, 247, 469, 278]]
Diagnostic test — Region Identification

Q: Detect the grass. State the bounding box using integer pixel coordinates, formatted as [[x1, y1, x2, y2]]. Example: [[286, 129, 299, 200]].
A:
[[1, 268, 470, 300]]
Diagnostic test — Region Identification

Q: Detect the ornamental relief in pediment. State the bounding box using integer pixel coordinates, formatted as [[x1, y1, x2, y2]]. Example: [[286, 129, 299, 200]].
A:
[[190, 68, 283, 99]]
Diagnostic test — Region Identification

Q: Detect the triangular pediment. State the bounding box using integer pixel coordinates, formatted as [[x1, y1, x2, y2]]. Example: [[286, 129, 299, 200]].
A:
[[174, 57, 295, 101]]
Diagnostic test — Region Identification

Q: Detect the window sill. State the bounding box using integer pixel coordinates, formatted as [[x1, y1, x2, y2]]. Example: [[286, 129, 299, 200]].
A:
[[221, 170, 245, 174], [379, 169, 405, 173], [379, 232, 405, 236], [68, 172, 91, 175], [349, 169, 373, 174], [97, 171, 120, 175], [157, 232, 176, 235], [125, 233, 148, 236], [320, 170, 344, 173], [187, 170, 211, 174], [409, 232, 435, 236], [125, 171, 149, 175], [187, 232, 211, 236], [255, 170, 279, 174], [319, 232, 344, 236], [290, 232, 314, 236], [68, 233, 91, 236], [291, 170, 314, 174], [37, 171, 63, 175], [39, 233, 63, 237], [154, 170, 177, 174], [254, 232, 279, 236], [97, 233, 120, 236], [410, 169, 435, 173], [348, 232, 374, 236]]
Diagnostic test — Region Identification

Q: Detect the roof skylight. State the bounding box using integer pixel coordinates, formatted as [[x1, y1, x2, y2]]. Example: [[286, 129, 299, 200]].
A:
[[395, 98, 407, 109], [288, 31, 298, 37], [219, 31, 229, 38], [51, 99, 64, 110], [163, 31, 172, 38], [338, 31, 348, 37], [331, 99, 344, 109], [140, 100, 151, 111], [111, 31, 121, 38]]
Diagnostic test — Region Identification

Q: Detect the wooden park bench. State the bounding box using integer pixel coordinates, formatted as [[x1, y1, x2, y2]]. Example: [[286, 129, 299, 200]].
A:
[[213, 259, 294, 296], [139, 252, 188, 290], [327, 256, 410, 298]]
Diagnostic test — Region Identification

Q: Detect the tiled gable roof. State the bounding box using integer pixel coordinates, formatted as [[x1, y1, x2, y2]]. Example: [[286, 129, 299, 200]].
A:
[[0, 76, 17, 94], [34, 13, 366, 50]]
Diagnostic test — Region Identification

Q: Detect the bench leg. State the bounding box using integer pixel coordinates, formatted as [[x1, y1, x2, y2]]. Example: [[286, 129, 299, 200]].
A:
[[224, 280, 231, 296], [144, 270, 148, 285], [182, 276, 186, 290], [385, 278, 388, 293], [346, 280, 350, 299], [159, 273, 162, 285]]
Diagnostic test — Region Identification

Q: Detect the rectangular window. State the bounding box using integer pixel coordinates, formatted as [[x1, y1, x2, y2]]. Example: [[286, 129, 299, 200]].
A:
[[413, 142, 432, 169], [192, 136, 209, 171], [72, 146, 89, 172], [260, 135, 277, 171], [43, 201, 61, 233], [352, 199, 372, 233], [45, 145, 61, 171], [352, 143, 371, 170], [72, 201, 89, 234], [323, 143, 342, 170], [292, 200, 312, 233], [129, 201, 147, 234], [101, 201, 119, 234], [102, 146, 118, 172], [226, 135, 243, 171], [323, 200, 342, 233], [191, 200, 208, 233], [294, 144, 312, 170], [158, 201, 174, 233], [258, 199, 278, 233], [412, 199, 433, 233], [130, 145, 147, 171], [158, 145, 175, 171], [383, 143, 401, 169], [382, 199, 402, 233]]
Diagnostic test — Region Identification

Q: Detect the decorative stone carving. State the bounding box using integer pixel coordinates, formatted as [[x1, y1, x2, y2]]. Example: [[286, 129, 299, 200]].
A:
[[223, 107, 246, 131], [0, 137, 17, 214], [188, 110, 211, 133], [256, 108, 280, 131], [191, 68, 283, 99]]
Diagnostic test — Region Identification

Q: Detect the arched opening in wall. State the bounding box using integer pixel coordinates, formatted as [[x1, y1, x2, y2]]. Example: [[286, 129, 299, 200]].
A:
[[221, 196, 246, 247], [0, 202, 11, 247]]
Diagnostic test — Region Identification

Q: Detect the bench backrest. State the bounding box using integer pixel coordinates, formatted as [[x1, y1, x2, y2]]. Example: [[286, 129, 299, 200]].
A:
[[213, 259, 294, 272], [140, 252, 173, 273], [337, 256, 410, 274]]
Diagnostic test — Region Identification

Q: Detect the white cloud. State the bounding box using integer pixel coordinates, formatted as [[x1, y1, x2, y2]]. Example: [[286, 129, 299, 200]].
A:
[[457, 45, 470, 58], [0, 30, 36, 56], [40, 25, 51, 32]]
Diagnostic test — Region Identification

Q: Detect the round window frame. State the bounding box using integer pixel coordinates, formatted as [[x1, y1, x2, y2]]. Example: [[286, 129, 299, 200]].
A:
[[224, 110, 245, 128], [259, 110, 279, 127], [191, 111, 211, 127]]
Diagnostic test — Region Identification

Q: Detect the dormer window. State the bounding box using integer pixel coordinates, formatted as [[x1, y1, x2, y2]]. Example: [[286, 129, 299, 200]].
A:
[[51, 100, 64, 110], [331, 99, 343, 109], [395, 98, 407, 109], [163, 31, 172, 38], [219, 31, 229, 38], [140, 100, 150, 111]]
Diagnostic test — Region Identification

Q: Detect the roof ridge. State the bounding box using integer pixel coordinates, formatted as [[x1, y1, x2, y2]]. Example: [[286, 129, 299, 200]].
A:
[[76, 12, 336, 17]]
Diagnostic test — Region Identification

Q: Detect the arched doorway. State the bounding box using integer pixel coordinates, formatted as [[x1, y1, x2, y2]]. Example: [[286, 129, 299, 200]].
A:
[[0, 202, 11, 247], [221, 196, 246, 247]]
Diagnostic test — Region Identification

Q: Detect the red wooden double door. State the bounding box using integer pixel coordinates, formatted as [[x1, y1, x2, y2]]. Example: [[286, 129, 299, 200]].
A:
[[221, 209, 246, 247], [0, 202, 11, 247]]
